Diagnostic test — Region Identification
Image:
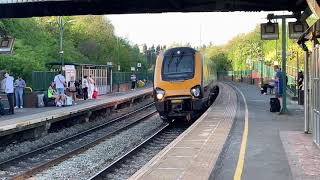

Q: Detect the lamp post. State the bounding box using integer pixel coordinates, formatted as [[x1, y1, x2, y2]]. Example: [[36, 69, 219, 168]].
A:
[[57, 16, 75, 72]]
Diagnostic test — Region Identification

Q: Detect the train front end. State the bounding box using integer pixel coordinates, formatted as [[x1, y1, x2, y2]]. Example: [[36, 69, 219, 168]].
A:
[[153, 47, 205, 122]]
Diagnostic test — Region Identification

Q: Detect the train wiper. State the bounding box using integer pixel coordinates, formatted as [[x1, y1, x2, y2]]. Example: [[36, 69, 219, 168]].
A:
[[175, 52, 184, 72], [167, 53, 175, 70]]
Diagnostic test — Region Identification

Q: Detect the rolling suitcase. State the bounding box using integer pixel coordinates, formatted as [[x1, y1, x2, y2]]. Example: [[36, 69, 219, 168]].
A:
[[270, 98, 280, 112]]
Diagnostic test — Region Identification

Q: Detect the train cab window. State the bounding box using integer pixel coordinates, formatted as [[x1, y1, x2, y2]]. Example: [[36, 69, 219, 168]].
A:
[[162, 53, 195, 81]]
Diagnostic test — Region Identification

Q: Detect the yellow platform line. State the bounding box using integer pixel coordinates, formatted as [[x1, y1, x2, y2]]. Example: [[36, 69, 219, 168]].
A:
[[233, 85, 249, 180]]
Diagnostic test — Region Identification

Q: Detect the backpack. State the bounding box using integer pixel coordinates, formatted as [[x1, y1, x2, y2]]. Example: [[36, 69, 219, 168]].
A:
[[0, 101, 5, 115], [270, 98, 280, 112], [69, 81, 76, 92]]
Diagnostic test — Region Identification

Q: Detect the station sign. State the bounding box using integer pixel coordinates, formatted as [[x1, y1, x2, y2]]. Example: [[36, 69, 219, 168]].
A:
[[0, 37, 15, 54], [288, 21, 309, 39], [107, 62, 113, 66], [260, 23, 279, 40]]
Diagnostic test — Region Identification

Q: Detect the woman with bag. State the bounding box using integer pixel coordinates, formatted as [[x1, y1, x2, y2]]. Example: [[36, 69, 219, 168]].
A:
[[68, 76, 79, 104], [88, 75, 95, 99]]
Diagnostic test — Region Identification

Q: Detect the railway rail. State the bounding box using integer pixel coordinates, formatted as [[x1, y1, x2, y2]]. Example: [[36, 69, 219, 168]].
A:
[[0, 103, 156, 179], [89, 123, 188, 180]]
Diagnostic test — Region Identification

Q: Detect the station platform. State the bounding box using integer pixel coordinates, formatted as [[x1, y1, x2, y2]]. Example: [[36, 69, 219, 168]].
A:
[[0, 87, 153, 138], [129, 82, 320, 180]]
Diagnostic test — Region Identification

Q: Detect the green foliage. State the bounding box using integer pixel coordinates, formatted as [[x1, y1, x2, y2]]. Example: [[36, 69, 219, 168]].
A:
[[0, 16, 145, 85], [203, 24, 305, 72]]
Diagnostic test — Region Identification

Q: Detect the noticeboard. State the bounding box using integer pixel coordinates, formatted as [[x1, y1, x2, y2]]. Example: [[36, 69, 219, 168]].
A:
[[0, 37, 15, 54], [260, 23, 279, 40]]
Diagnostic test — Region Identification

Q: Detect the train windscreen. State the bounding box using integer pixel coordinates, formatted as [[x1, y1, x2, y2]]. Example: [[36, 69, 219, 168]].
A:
[[162, 53, 195, 81]]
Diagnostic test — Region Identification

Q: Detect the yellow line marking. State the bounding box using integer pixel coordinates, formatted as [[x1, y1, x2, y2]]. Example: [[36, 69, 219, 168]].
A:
[[233, 85, 249, 180]]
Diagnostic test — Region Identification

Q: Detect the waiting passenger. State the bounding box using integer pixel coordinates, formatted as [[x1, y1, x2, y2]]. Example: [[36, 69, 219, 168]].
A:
[[68, 76, 79, 105], [130, 71, 137, 90], [14, 76, 26, 109], [82, 76, 89, 100]]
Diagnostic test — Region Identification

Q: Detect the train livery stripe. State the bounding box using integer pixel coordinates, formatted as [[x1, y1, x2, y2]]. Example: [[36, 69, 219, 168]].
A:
[[233, 85, 249, 180]]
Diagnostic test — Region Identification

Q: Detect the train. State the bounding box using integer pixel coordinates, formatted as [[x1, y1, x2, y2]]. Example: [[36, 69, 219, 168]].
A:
[[153, 47, 218, 123]]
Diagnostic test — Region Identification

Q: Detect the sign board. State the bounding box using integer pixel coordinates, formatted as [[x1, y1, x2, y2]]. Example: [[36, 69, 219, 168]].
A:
[[131, 67, 135, 71], [64, 65, 76, 83], [0, 37, 15, 54], [289, 22, 309, 39], [137, 63, 141, 67], [117, 65, 121, 71], [107, 62, 113, 66], [260, 23, 279, 40], [246, 57, 251, 68]]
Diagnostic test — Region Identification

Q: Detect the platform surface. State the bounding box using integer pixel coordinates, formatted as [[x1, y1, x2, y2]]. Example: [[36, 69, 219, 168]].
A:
[[0, 87, 152, 137], [130, 82, 320, 180], [130, 82, 237, 180]]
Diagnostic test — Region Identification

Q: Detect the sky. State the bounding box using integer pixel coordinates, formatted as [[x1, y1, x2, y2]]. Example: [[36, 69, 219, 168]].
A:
[[107, 11, 288, 47]]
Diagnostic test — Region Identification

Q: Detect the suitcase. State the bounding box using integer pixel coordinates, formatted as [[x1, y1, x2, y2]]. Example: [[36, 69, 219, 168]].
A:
[[270, 98, 280, 112], [65, 96, 73, 106]]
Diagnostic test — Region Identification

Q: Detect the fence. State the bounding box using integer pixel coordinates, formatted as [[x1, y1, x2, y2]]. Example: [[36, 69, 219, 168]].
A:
[[218, 61, 300, 97], [32, 71, 154, 92], [112, 72, 154, 84], [32, 71, 57, 91]]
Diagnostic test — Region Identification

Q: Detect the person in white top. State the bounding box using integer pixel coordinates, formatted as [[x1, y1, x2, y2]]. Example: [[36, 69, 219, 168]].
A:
[[54, 71, 66, 95], [4, 73, 14, 114], [82, 75, 89, 100], [88, 75, 95, 99]]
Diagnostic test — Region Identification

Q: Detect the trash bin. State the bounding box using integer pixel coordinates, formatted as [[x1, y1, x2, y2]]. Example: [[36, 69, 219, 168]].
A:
[[23, 92, 38, 108], [37, 94, 45, 108], [298, 90, 304, 105]]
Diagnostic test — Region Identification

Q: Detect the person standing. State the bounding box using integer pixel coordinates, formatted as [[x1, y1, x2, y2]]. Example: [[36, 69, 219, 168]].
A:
[[68, 76, 79, 105], [4, 73, 14, 115], [14, 76, 26, 108], [54, 71, 66, 96], [82, 75, 89, 100], [88, 75, 95, 99], [130, 71, 137, 90], [274, 65, 283, 111]]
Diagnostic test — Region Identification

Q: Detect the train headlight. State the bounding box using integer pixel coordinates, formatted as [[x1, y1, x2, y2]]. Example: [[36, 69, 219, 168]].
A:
[[155, 88, 165, 100], [191, 86, 201, 97]]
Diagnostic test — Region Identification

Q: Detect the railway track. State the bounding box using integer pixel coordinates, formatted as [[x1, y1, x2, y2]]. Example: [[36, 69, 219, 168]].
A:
[[89, 123, 188, 180], [0, 103, 156, 179]]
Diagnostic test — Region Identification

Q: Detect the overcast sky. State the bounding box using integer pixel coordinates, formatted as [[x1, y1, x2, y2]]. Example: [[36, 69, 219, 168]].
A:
[[107, 11, 289, 47]]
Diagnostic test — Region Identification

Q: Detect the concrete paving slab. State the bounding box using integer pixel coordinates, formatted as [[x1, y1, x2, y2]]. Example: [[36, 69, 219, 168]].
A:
[[0, 87, 152, 137], [129, 82, 238, 180]]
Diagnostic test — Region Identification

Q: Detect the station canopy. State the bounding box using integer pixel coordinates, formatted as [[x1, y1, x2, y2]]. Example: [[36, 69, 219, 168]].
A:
[[0, 0, 309, 18]]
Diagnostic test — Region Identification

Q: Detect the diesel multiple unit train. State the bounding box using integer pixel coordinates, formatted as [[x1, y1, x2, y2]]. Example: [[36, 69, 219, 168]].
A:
[[153, 47, 218, 122]]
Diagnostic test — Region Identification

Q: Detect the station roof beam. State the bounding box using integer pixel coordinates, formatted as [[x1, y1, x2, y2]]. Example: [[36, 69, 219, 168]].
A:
[[0, 0, 309, 18]]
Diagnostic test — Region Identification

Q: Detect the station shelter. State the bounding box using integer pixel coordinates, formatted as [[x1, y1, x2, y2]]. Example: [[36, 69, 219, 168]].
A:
[[33, 62, 113, 95], [299, 18, 320, 146]]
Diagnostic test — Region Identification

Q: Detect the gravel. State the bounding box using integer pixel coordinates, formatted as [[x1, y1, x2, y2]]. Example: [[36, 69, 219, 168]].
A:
[[0, 99, 153, 164], [104, 126, 187, 180], [33, 115, 164, 180]]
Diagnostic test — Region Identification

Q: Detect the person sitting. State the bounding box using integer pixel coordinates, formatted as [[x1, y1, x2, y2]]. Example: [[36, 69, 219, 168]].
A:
[[55, 94, 67, 107], [45, 82, 58, 106], [268, 80, 275, 94]]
